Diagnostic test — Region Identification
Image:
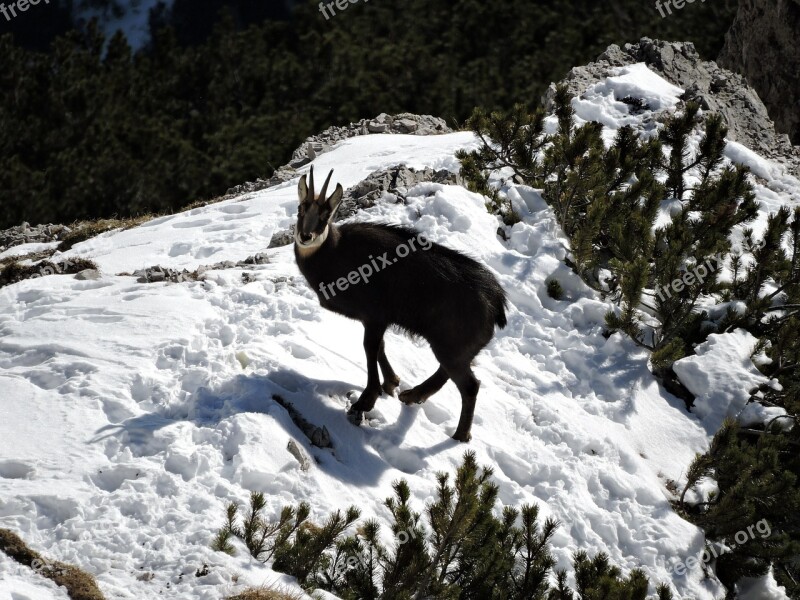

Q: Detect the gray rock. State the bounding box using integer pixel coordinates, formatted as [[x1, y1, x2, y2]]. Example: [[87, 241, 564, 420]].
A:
[[268, 227, 295, 248], [395, 118, 419, 133], [272, 393, 334, 449], [131, 253, 268, 283], [225, 166, 298, 196], [306, 142, 317, 160], [335, 165, 463, 222], [367, 121, 390, 133], [239, 253, 270, 265], [543, 38, 799, 174], [719, 0, 800, 146], [0, 222, 71, 253], [285, 113, 451, 177], [224, 113, 452, 202], [310, 426, 332, 449], [287, 440, 311, 471], [74, 269, 101, 281], [289, 156, 311, 169]]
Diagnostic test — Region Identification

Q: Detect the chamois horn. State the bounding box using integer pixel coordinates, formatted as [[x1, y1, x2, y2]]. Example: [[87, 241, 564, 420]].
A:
[[318, 169, 334, 204]]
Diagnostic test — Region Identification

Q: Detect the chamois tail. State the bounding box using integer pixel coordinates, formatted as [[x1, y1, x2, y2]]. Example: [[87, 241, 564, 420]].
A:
[[483, 279, 507, 329], [494, 293, 508, 329]]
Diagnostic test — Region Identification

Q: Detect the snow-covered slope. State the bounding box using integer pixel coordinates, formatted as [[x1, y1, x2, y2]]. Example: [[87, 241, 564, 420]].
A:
[[72, 0, 174, 51], [1, 64, 797, 599]]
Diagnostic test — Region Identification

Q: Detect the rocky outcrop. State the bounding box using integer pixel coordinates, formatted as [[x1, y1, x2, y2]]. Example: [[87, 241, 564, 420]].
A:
[[130, 253, 270, 284], [545, 38, 799, 174], [0, 222, 70, 253], [718, 0, 800, 146], [267, 165, 462, 248], [225, 113, 451, 197], [336, 165, 462, 220], [288, 112, 451, 168]]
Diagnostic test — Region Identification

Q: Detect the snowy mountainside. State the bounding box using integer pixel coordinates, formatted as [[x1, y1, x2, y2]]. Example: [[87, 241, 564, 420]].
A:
[[72, 0, 175, 50], [1, 64, 798, 599]]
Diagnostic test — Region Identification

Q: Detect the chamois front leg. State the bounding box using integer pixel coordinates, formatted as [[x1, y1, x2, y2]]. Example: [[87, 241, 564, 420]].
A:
[[444, 361, 480, 443], [378, 340, 400, 396], [347, 322, 385, 424]]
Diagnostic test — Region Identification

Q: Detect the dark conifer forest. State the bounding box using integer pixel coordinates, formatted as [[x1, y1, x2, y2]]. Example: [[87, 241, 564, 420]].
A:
[[0, 0, 738, 228]]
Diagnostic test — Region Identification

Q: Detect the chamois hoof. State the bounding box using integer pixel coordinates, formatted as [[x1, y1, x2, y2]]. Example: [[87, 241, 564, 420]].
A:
[[399, 388, 426, 405], [451, 430, 472, 443], [382, 377, 400, 396], [346, 408, 365, 426]]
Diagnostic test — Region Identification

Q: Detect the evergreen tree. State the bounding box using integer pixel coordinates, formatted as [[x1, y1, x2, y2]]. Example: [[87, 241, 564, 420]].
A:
[[680, 419, 800, 597], [1, 0, 740, 228], [459, 91, 800, 596], [212, 453, 671, 599]]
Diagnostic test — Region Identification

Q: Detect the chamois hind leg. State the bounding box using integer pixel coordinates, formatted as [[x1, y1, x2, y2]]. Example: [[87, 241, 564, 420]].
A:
[[399, 366, 449, 405], [348, 322, 386, 422], [378, 340, 400, 396], [442, 361, 480, 443]]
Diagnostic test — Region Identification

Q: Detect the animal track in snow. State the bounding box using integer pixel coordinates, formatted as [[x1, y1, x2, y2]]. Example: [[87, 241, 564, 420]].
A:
[[217, 204, 249, 214], [221, 211, 256, 222], [0, 460, 36, 479], [202, 223, 239, 232], [169, 242, 193, 257], [88, 465, 143, 492], [194, 246, 222, 259], [285, 342, 314, 359], [171, 219, 212, 229]]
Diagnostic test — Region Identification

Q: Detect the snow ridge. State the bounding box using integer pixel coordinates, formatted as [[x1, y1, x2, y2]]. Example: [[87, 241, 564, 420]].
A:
[[2, 65, 798, 599]]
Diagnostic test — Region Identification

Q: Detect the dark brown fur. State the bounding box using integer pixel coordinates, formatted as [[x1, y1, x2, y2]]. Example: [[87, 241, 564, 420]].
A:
[[294, 167, 506, 441]]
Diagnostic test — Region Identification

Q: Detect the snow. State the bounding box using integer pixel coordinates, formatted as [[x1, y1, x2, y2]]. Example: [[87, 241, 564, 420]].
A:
[[673, 329, 784, 434], [73, 0, 175, 51], [0, 243, 59, 261], [572, 63, 684, 129], [0, 553, 70, 600], [1, 64, 795, 599], [58, 133, 477, 275], [725, 140, 781, 181], [737, 567, 793, 599]]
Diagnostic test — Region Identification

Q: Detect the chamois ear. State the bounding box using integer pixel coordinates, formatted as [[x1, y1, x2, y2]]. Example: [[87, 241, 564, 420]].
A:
[[297, 174, 309, 205], [326, 183, 344, 219]]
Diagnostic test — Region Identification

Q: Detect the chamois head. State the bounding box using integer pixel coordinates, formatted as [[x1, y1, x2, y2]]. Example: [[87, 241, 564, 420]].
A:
[[295, 166, 344, 254]]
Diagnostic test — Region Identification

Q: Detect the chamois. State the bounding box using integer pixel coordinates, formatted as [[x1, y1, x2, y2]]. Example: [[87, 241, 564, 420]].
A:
[[293, 166, 507, 442]]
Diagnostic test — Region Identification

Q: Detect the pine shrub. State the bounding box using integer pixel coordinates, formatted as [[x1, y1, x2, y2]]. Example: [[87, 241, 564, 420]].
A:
[[459, 91, 759, 369], [458, 89, 800, 596], [213, 453, 672, 599]]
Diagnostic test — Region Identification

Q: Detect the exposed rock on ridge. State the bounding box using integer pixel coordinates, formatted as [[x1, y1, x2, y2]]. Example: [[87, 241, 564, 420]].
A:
[[225, 113, 451, 197], [718, 0, 800, 146], [545, 38, 799, 174], [267, 165, 461, 248]]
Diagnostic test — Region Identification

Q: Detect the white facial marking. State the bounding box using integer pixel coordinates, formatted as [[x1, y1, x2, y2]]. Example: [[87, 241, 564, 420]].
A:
[[294, 225, 329, 257]]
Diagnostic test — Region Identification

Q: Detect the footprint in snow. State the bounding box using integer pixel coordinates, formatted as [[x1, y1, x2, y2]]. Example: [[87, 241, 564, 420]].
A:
[[0, 460, 36, 480], [172, 219, 212, 229], [218, 204, 249, 214]]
